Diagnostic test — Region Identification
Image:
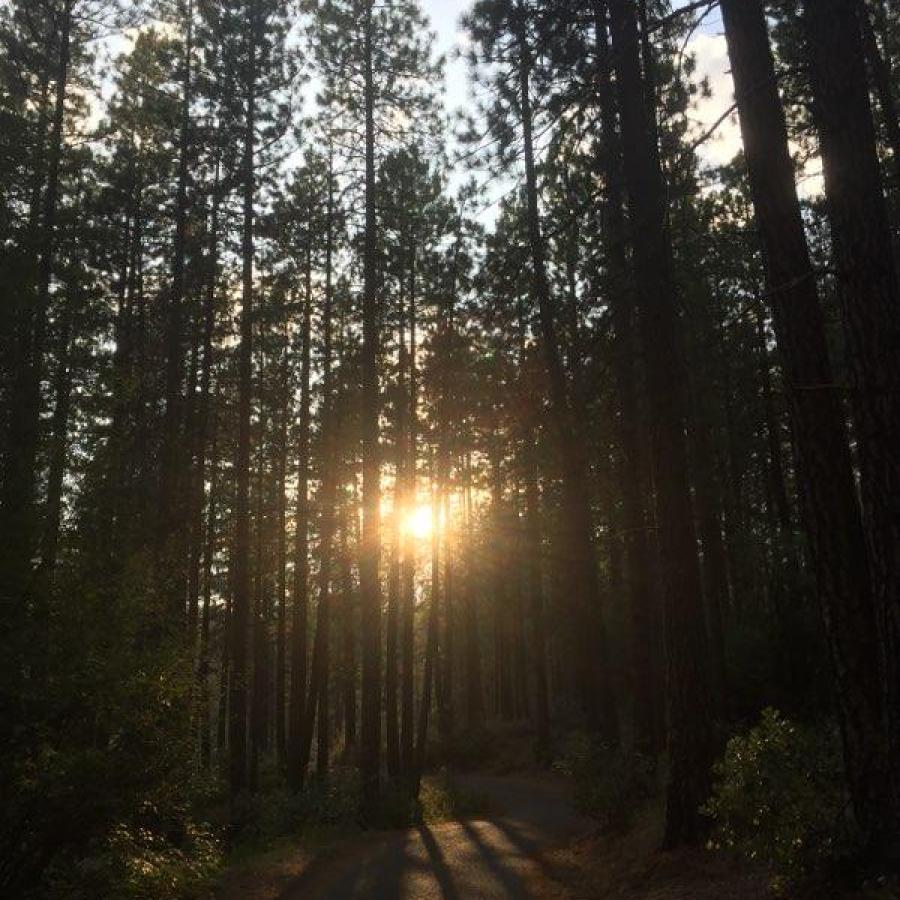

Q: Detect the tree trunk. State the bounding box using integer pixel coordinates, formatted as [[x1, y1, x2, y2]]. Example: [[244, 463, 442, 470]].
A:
[[516, 16, 618, 744], [608, 0, 714, 845], [594, 1, 662, 754], [524, 433, 550, 761], [462, 452, 484, 731], [803, 1, 900, 847], [229, 0, 257, 799], [721, 0, 895, 856], [400, 253, 418, 775], [386, 289, 406, 778], [359, 0, 382, 813], [340, 501, 357, 752], [275, 348, 289, 765], [158, 0, 195, 618], [858, 0, 900, 185], [287, 253, 313, 790], [414, 474, 441, 794], [1, 0, 71, 602], [40, 278, 74, 576]]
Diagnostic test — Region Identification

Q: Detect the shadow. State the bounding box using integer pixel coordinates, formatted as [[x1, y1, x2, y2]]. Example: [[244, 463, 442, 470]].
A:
[[416, 822, 463, 900], [277, 832, 411, 900], [459, 820, 527, 897], [492, 817, 580, 885]]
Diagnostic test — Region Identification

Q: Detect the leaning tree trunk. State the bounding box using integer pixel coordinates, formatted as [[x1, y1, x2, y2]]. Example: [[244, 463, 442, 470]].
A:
[[858, 0, 900, 185], [721, 0, 895, 857], [608, 0, 714, 846]]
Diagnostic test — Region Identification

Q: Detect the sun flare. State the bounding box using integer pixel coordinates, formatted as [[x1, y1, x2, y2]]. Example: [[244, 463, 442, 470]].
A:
[[404, 505, 433, 541]]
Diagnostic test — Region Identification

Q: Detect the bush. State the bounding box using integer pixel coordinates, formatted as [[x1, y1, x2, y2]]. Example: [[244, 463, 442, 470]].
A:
[[230, 765, 362, 844], [553, 731, 657, 831], [44, 820, 222, 900], [703, 708, 858, 891]]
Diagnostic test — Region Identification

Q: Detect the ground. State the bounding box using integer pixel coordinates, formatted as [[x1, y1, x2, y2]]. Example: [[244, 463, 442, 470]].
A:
[[212, 771, 773, 900]]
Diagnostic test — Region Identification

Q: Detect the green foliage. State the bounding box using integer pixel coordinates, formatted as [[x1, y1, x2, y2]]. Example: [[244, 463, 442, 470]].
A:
[[703, 708, 858, 891], [374, 769, 490, 829], [43, 821, 222, 900], [418, 769, 489, 823], [553, 732, 658, 831], [0, 562, 213, 898], [230, 766, 363, 845], [435, 725, 496, 771]]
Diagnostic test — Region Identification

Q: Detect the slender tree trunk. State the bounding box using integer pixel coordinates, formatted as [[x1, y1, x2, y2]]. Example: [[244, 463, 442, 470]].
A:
[[40, 278, 74, 576], [386, 291, 406, 778], [159, 0, 195, 618], [595, 1, 662, 754], [200, 425, 218, 770], [516, 15, 618, 744], [414, 473, 441, 794], [524, 431, 550, 761], [1, 0, 71, 602], [187, 160, 220, 693], [250, 391, 269, 793], [359, 0, 382, 812], [462, 453, 483, 731], [287, 262, 313, 790], [229, 0, 257, 799], [340, 501, 357, 751], [608, 0, 714, 845], [275, 350, 289, 765], [721, 0, 895, 856], [858, 0, 900, 184], [400, 255, 418, 774]]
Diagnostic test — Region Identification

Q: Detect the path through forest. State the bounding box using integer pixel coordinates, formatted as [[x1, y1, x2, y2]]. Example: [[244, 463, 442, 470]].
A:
[[218, 774, 592, 900]]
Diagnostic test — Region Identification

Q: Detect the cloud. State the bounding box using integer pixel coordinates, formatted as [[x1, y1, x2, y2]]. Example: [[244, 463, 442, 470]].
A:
[[686, 31, 743, 167]]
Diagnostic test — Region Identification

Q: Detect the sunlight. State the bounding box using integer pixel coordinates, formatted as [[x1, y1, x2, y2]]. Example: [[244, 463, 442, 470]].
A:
[[404, 504, 433, 541]]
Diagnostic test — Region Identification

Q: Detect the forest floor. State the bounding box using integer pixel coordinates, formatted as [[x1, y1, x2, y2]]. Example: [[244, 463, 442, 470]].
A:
[[211, 768, 773, 900]]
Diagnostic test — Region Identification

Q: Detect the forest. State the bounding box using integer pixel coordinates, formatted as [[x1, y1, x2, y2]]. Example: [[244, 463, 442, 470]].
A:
[[1, 0, 900, 897]]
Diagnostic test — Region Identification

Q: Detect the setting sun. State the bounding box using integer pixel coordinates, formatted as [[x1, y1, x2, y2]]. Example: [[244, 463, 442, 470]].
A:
[[404, 505, 433, 541]]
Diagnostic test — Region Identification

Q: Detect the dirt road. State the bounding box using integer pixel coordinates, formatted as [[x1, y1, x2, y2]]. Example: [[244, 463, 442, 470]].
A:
[[272, 774, 589, 899]]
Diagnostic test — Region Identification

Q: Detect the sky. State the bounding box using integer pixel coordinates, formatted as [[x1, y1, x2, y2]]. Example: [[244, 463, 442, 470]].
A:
[[423, 0, 741, 165], [420, 1, 744, 220]]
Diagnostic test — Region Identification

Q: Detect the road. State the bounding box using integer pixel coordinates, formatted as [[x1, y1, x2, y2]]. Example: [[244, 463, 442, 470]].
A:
[[275, 774, 590, 900]]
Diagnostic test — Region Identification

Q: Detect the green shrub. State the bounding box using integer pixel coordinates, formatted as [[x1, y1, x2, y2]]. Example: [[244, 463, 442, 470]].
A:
[[230, 766, 362, 843], [45, 820, 222, 900], [553, 732, 657, 831], [703, 708, 858, 891]]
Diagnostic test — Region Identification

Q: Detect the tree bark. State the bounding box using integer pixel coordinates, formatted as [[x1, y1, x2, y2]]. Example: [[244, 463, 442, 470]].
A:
[[229, 0, 257, 799], [516, 13, 618, 744], [359, 0, 383, 813], [158, 0, 195, 618], [721, 0, 895, 856], [287, 253, 313, 791], [858, 0, 900, 185], [803, 2, 900, 846], [400, 253, 418, 775], [608, 0, 714, 845], [462, 452, 484, 731], [1, 0, 71, 602], [594, 1, 663, 754]]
